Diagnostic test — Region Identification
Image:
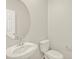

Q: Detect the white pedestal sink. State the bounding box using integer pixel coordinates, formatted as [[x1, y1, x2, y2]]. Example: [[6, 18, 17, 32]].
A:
[[6, 42, 40, 59]]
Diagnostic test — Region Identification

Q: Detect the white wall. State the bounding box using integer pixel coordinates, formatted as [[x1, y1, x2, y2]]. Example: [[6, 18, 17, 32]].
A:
[[48, 0, 72, 59], [22, 0, 48, 43]]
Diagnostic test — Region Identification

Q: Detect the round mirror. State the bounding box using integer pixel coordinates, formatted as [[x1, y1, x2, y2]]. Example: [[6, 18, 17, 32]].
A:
[[6, 0, 31, 39]]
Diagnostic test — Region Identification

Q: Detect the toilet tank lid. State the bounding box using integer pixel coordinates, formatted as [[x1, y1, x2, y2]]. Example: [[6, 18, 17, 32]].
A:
[[40, 40, 49, 44]]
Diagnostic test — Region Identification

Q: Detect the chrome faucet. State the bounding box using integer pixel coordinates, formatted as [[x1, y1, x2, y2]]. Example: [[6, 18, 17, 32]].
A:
[[15, 34, 24, 47], [17, 37, 24, 47]]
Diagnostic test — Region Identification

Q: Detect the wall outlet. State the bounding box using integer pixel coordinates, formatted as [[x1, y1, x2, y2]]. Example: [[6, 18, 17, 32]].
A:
[[65, 45, 72, 52]]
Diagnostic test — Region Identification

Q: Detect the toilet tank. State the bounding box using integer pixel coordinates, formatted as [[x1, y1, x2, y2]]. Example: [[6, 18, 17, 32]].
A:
[[40, 40, 50, 53]]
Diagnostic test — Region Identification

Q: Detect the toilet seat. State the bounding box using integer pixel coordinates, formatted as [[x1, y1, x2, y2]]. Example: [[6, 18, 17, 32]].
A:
[[45, 50, 64, 59]]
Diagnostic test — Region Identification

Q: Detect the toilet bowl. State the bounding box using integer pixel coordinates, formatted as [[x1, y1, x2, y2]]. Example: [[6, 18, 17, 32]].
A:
[[40, 40, 64, 59], [45, 50, 63, 59]]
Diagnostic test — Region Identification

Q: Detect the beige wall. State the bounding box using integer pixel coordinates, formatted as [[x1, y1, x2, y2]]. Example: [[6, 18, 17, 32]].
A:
[[48, 0, 72, 59]]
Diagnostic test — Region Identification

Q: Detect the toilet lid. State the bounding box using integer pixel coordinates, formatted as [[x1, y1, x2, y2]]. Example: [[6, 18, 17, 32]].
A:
[[45, 50, 63, 59]]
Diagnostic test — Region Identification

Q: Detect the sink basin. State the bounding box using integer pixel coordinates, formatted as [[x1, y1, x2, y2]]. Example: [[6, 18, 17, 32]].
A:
[[6, 42, 38, 58]]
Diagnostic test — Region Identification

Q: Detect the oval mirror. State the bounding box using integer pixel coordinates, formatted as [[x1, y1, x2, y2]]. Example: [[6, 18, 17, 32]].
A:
[[6, 0, 31, 39]]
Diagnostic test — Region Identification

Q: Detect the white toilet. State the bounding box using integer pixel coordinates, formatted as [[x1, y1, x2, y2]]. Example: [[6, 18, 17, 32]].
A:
[[40, 40, 64, 59]]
